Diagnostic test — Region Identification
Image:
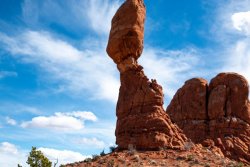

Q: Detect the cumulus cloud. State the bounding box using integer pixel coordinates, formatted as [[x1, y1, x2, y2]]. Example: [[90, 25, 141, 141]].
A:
[[0, 30, 120, 103], [0, 142, 18, 154], [21, 111, 97, 131], [231, 11, 250, 36], [39, 147, 89, 165], [0, 142, 27, 167], [76, 137, 105, 148], [5, 117, 17, 126]]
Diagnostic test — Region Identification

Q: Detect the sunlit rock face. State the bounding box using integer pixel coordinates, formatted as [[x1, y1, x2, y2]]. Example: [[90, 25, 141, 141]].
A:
[[106, 0, 145, 65], [106, 0, 187, 150], [167, 73, 250, 164]]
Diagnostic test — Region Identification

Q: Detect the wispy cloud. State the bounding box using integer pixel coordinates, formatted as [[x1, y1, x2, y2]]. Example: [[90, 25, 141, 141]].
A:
[[21, 111, 97, 131], [0, 30, 120, 102], [140, 47, 207, 100], [85, 0, 122, 35], [5, 117, 17, 126], [0, 71, 17, 79], [0, 28, 211, 105], [21, 0, 121, 35], [0, 102, 41, 115]]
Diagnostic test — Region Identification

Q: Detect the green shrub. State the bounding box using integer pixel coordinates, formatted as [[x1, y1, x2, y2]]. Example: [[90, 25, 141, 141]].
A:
[[100, 150, 105, 156], [109, 146, 116, 153]]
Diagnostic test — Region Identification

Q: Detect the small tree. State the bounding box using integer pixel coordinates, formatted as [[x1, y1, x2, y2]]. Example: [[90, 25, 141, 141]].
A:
[[27, 147, 52, 167]]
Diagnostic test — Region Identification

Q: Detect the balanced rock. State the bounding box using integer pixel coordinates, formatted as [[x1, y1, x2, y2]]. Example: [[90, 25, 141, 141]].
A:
[[107, 0, 187, 150], [167, 73, 250, 164], [106, 0, 145, 65]]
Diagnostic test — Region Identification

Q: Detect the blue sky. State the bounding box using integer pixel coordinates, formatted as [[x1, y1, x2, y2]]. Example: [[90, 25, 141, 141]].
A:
[[0, 0, 250, 166]]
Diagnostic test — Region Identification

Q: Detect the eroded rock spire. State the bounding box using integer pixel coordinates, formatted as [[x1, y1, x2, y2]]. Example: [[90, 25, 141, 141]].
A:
[[106, 0, 187, 150]]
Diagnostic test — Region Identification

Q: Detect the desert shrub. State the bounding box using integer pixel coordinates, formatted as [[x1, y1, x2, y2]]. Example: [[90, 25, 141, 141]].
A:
[[83, 158, 92, 163], [92, 154, 99, 161], [109, 146, 117, 153], [187, 154, 194, 161], [100, 150, 105, 156]]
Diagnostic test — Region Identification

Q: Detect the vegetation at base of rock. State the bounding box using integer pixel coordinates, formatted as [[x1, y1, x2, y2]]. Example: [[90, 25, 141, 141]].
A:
[[109, 146, 116, 153], [100, 149, 105, 156]]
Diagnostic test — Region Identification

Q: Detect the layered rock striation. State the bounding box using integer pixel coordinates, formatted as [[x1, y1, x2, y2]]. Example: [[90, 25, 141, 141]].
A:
[[167, 73, 250, 164], [107, 0, 187, 150]]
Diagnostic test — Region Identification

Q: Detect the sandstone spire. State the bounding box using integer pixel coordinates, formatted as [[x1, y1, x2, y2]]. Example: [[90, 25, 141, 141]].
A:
[[107, 0, 187, 150]]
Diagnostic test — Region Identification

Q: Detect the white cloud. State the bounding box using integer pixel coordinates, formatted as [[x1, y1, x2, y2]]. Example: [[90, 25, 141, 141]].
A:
[[210, 0, 250, 85], [5, 117, 17, 126], [232, 11, 250, 36], [0, 142, 27, 167], [22, 0, 121, 35], [64, 111, 98, 121], [21, 114, 84, 131], [39, 147, 89, 165], [21, 111, 97, 131], [0, 142, 18, 154], [85, 0, 121, 35], [76, 137, 105, 149], [0, 71, 17, 79], [0, 30, 120, 103], [140, 47, 204, 99], [222, 39, 250, 81], [0, 29, 207, 104]]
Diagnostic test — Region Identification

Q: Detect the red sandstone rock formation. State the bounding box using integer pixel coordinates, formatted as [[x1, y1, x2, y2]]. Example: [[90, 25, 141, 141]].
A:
[[167, 73, 250, 164], [107, 0, 187, 150], [106, 0, 145, 65]]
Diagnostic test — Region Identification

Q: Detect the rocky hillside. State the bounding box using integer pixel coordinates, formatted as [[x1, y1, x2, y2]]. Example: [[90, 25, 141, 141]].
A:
[[65, 145, 244, 167]]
